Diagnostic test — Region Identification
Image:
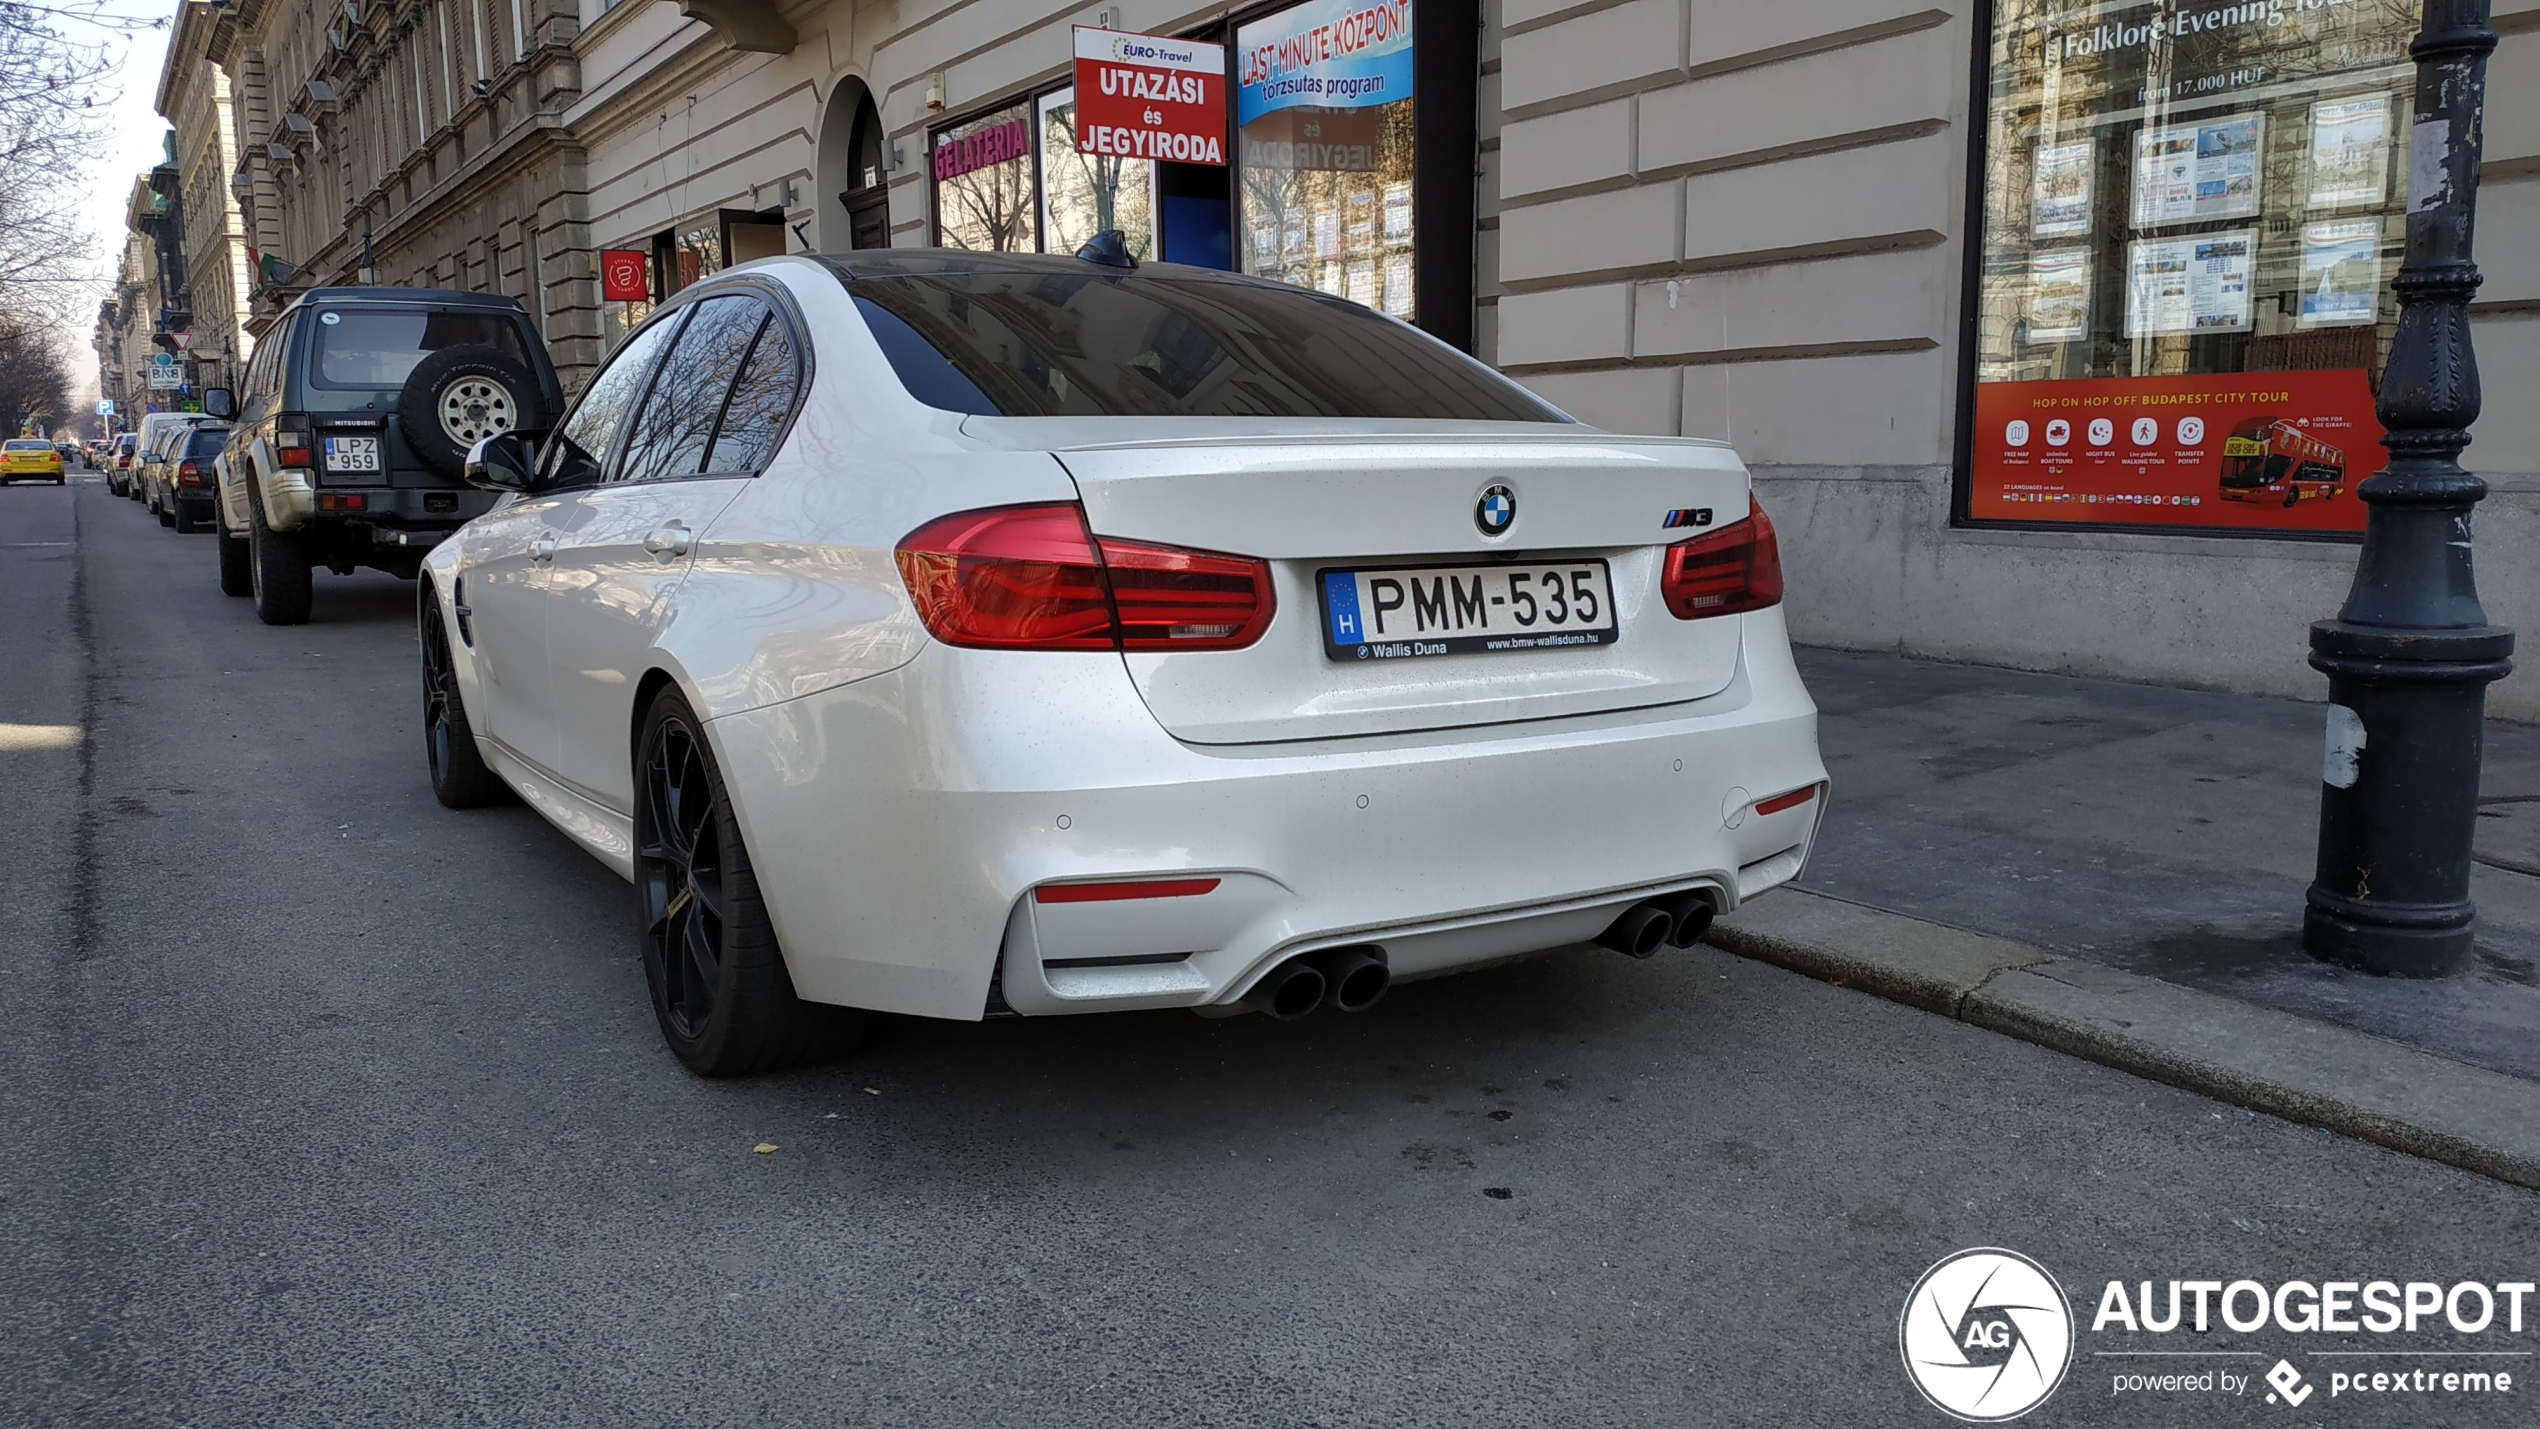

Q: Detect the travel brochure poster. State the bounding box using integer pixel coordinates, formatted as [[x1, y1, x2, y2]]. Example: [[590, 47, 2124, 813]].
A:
[[1970, 370, 2379, 533], [2129, 113, 2262, 227], [2300, 220, 2383, 327], [2027, 248, 2090, 341], [2032, 139, 2093, 237], [2123, 231, 2254, 336], [2308, 95, 2391, 207]]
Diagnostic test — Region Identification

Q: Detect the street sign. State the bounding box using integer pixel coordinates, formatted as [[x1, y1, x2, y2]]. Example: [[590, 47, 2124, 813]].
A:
[[170, 331, 194, 352], [600, 249, 649, 302], [96, 399, 113, 415], [148, 355, 180, 390], [1072, 27, 1228, 166]]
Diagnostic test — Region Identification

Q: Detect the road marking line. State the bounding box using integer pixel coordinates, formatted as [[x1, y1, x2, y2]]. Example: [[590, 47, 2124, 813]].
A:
[[0, 723, 82, 751]]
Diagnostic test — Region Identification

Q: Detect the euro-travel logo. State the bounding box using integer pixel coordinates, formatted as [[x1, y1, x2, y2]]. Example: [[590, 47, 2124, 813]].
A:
[[1900, 1248, 2075, 1421]]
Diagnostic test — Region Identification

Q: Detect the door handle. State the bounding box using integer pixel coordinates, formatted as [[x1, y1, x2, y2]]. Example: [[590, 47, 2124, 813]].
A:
[[641, 524, 695, 560], [530, 535, 557, 564]]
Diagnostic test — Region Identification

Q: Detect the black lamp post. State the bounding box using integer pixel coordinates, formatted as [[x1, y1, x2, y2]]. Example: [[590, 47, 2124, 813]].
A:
[[2304, 0, 2513, 977]]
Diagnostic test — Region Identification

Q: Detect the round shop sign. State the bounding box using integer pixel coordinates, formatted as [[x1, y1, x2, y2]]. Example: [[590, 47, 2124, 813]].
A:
[[1899, 1248, 2073, 1421]]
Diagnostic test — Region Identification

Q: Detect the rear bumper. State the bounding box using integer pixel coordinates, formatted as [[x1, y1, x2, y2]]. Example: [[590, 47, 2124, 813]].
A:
[[708, 607, 1826, 1022]]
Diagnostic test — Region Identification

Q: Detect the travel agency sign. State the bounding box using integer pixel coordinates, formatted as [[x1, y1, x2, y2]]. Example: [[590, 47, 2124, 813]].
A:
[[1071, 26, 1228, 165]]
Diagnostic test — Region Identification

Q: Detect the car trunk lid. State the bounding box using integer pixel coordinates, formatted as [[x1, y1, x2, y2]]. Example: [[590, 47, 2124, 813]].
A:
[[966, 419, 1755, 744]]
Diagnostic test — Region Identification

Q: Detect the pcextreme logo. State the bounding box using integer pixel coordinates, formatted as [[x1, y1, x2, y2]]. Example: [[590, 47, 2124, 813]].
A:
[[1900, 1248, 2076, 1421]]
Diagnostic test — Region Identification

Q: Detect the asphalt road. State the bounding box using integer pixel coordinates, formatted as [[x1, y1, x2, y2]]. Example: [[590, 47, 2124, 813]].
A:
[[6, 473, 2538, 1428]]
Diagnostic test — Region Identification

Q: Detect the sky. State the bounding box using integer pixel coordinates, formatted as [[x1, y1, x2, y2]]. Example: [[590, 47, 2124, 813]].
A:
[[63, 0, 190, 408]]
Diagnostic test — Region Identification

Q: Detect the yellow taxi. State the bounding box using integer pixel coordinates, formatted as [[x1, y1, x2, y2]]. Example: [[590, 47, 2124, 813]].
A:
[[2, 437, 64, 484]]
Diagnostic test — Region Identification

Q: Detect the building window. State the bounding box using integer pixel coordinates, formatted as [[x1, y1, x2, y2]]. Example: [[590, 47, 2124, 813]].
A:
[[1962, 0, 2423, 536], [931, 103, 1038, 252], [1039, 87, 1156, 261], [1232, 0, 1417, 319]]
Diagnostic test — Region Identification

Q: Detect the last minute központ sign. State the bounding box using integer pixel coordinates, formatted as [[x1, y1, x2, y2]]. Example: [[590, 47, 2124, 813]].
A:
[[1072, 26, 1229, 166]]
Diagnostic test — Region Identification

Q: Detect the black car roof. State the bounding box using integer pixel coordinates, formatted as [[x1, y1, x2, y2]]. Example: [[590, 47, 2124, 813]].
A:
[[282, 286, 528, 313], [811, 249, 1294, 290]]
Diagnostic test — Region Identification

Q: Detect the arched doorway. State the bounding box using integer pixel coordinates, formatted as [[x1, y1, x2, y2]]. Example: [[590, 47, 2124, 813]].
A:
[[815, 77, 890, 252]]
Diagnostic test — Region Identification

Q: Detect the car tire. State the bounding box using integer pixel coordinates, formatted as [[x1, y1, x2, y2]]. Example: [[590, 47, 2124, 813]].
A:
[[247, 483, 313, 626], [156, 495, 175, 528], [420, 587, 510, 809], [398, 344, 542, 479], [172, 500, 197, 533], [635, 688, 864, 1077], [216, 521, 251, 597]]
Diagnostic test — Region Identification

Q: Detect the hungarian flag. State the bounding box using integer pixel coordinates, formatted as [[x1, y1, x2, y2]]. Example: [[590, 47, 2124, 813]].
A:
[[247, 246, 295, 287]]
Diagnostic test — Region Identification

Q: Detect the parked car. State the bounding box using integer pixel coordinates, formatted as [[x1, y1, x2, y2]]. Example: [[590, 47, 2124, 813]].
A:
[[204, 286, 560, 624], [1, 437, 64, 484], [136, 415, 217, 523], [155, 423, 231, 532], [421, 252, 1828, 1076], [85, 439, 107, 468], [107, 432, 139, 494], [129, 412, 208, 510]]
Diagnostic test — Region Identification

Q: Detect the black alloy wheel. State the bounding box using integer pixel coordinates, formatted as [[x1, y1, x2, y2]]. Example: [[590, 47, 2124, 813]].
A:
[[420, 589, 506, 807], [642, 714, 728, 1044], [634, 690, 861, 1077]]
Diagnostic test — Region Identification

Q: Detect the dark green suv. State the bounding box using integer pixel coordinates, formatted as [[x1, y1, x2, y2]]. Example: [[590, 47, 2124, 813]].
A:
[[205, 287, 562, 624]]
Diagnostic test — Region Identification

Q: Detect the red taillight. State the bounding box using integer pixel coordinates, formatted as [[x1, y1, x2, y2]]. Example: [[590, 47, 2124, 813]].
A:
[[279, 447, 314, 468], [1754, 784, 1817, 816], [1661, 496, 1783, 620], [1033, 878, 1221, 904], [895, 503, 1273, 652], [177, 460, 203, 486]]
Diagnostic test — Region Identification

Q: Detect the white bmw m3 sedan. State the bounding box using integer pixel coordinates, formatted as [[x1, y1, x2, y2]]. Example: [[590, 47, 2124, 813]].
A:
[[420, 249, 1827, 1075]]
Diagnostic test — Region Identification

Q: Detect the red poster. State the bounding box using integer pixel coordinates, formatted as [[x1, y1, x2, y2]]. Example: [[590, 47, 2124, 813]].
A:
[[599, 248, 650, 302], [1970, 370, 2382, 534], [1072, 26, 1228, 166]]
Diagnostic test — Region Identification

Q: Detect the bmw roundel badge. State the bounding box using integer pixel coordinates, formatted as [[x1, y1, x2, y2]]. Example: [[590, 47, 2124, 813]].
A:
[[1475, 483, 1517, 537]]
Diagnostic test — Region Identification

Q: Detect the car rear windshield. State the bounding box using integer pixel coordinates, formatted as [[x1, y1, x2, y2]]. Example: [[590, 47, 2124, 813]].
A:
[[5, 440, 49, 451], [310, 308, 528, 390], [846, 270, 1566, 422], [183, 428, 231, 456]]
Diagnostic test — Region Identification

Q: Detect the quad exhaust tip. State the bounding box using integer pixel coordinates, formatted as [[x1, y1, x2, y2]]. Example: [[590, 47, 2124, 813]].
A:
[[1596, 892, 1718, 959], [1245, 945, 1391, 1019]]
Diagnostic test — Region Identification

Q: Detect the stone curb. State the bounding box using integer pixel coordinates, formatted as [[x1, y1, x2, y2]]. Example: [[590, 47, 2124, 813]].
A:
[[1706, 889, 2540, 1192]]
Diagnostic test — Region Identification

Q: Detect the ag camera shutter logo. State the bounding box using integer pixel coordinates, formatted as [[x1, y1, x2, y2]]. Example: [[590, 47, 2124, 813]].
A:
[[1900, 1248, 2074, 1421]]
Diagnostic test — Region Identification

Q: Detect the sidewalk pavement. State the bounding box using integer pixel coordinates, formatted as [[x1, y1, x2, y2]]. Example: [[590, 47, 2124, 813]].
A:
[[1705, 648, 2540, 1187]]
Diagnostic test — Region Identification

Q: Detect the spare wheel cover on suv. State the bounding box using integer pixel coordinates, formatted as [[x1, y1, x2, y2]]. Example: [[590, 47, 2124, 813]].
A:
[[399, 343, 542, 478]]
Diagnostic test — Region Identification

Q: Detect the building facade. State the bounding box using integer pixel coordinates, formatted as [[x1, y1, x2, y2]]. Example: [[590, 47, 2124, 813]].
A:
[[138, 0, 2540, 717], [156, 2, 261, 395], [191, 0, 606, 384]]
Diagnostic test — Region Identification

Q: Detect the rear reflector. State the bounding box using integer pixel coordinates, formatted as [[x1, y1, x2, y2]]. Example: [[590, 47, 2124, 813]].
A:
[[1753, 784, 1817, 816], [1033, 878, 1222, 904], [316, 493, 367, 511], [896, 503, 1273, 652], [1661, 495, 1783, 620]]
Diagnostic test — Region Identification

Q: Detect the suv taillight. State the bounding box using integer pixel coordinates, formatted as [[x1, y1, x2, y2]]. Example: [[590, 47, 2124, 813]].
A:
[[896, 503, 1274, 652], [1660, 496, 1783, 620], [276, 413, 313, 468]]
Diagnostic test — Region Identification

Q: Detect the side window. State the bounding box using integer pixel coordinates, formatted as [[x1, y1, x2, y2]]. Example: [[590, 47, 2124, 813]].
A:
[[615, 296, 768, 484], [538, 312, 686, 491], [704, 317, 800, 474]]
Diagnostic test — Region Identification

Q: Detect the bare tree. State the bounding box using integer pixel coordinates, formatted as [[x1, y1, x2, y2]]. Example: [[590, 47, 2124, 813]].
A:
[[0, 1, 159, 330], [0, 315, 73, 434]]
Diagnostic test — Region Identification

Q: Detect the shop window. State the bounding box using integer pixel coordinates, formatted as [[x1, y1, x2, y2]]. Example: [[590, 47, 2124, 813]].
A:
[[932, 103, 1038, 252], [1963, 0, 2423, 536], [1038, 87, 1156, 261], [1233, 0, 1417, 320]]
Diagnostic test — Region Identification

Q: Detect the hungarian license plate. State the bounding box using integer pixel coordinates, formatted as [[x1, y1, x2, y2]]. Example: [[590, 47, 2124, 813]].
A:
[[1320, 560, 1616, 661], [323, 436, 381, 473]]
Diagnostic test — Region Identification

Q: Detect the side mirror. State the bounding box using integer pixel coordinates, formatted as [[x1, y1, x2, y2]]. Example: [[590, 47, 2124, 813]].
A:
[[463, 433, 537, 492], [202, 387, 235, 420]]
